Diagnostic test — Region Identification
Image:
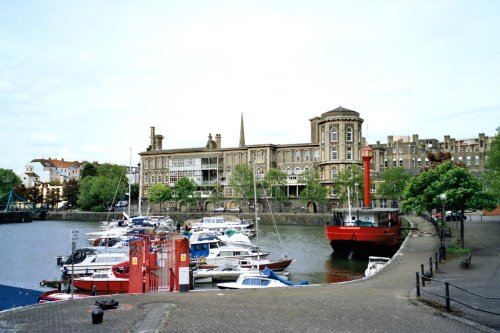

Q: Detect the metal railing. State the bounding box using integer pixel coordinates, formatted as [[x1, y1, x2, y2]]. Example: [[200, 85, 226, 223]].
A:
[[415, 252, 500, 315]]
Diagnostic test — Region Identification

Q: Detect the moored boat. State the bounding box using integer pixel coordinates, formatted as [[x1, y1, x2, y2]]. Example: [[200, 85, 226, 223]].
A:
[[364, 256, 391, 277], [325, 145, 402, 258], [73, 261, 129, 293], [217, 267, 308, 289]]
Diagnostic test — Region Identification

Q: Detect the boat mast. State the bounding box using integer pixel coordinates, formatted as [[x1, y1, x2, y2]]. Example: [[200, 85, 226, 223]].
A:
[[252, 158, 259, 261], [128, 147, 132, 217]]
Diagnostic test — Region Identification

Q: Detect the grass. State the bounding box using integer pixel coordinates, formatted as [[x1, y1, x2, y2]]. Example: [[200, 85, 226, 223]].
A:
[[445, 246, 471, 255]]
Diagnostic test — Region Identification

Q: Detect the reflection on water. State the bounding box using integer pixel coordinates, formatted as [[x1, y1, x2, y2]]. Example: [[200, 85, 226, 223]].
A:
[[0, 220, 368, 289]]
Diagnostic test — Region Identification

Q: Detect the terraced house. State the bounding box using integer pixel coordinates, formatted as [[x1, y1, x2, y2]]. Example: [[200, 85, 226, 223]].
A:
[[139, 106, 494, 212]]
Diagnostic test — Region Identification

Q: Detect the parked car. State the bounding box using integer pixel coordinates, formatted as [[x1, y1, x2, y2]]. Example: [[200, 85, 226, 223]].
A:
[[228, 207, 242, 213], [116, 200, 128, 208], [214, 207, 225, 212], [446, 211, 467, 221]]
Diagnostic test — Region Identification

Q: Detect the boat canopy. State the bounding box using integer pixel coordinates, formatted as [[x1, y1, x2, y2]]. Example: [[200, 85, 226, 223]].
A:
[[262, 267, 308, 286]]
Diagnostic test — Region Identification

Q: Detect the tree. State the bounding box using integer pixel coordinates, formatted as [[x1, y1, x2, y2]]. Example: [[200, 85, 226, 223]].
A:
[[230, 164, 255, 204], [208, 179, 224, 209], [62, 179, 80, 208], [402, 161, 496, 248], [149, 183, 172, 212], [174, 177, 198, 210], [299, 169, 328, 210], [263, 168, 288, 211], [45, 188, 61, 209], [483, 134, 500, 203], [378, 168, 412, 207], [77, 164, 127, 211], [331, 164, 364, 207], [81, 163, 98, 179], [26, 186, 44, 207], [0, 168, 22, 198]]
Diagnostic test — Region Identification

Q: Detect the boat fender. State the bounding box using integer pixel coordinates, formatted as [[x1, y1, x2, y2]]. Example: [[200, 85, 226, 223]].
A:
[[39, 280, 45, 287], [199, 256, 207, 264]]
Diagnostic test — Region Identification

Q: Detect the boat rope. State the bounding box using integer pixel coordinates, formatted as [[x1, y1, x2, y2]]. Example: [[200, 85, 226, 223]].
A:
[[105, 167, 127, 222]]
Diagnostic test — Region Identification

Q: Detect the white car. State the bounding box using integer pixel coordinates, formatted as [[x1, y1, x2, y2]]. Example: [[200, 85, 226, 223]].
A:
[[214, 207, 225, 212], [228, 207, 242, 213]]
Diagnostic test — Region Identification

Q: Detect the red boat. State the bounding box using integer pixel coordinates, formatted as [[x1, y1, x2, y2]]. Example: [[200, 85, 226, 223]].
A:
[[325, 145, 402, 258], [325, 207, 401, 258], [73, 261, 129, 294]]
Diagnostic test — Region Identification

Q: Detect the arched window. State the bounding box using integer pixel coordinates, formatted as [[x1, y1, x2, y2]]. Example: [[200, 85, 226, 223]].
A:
[[294, 150, 301, 162], [285, 167, 292, 175], [304, 150, 310, 161], [346, 146, 352, 160], [331, 127, 338, 142], [294, 167, 302, 175], [331, 146, 338, 160], [331, 167, 338, 179], [346, 127, 353, 142], [313, 150, 319, 162]]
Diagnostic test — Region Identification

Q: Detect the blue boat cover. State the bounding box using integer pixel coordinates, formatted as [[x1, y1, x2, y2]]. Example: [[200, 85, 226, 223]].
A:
[[262, 267, 309, 286]]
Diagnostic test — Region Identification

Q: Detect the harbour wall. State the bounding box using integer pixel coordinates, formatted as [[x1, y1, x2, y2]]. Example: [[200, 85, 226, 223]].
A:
[[45, 211, 331, 226]]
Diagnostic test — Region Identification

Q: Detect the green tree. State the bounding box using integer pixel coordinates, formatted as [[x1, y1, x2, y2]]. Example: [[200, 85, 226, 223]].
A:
[[299, 169, 328, 210], [149, 183, 173, 212], [77, 164, 127, 211], [263, 168, 288, 210], [0, 169, 22, 198], [174, 177, 198, 210], [208, 179, 224, 209], [62, 179, 80, 208], [483, 134, 500, 203], [230, 164, 255, 204], [402, 161, 496, 248], [130, 183, 140, 201], [378, 167, 412, 207], [81, 163, 98, 179], [331, 165, 364, 207]]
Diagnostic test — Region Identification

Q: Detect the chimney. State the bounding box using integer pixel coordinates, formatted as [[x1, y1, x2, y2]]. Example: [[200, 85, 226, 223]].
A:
[[215, 134, 221, 148]]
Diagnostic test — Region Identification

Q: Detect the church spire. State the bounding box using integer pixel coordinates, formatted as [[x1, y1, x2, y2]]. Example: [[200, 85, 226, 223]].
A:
[[239, 113, 246, 148]]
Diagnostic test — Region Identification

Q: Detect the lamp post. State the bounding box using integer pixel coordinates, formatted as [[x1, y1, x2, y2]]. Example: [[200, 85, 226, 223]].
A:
[[354, 183, 359, 208], [439, 193, 447, 260]]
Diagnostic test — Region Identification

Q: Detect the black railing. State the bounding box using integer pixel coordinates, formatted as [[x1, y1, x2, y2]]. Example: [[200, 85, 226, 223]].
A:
[[415, 252, 500, 315]]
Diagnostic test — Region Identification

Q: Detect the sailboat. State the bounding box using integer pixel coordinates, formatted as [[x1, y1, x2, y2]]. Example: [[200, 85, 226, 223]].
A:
[[233, 160, 294, 272]]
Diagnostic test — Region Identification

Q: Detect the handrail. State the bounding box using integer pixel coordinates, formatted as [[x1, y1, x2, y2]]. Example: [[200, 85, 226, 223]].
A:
[[415, 251, 500, 315]]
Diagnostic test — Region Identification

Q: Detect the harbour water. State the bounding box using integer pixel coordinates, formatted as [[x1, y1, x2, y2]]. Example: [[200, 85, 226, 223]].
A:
[[0, 220, 367, 289]]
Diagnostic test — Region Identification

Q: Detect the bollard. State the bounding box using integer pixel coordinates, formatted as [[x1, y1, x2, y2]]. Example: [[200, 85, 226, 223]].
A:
[[92, 284, 96, 296], [91, 307, 104, 324], [435, 252, 439, 270]]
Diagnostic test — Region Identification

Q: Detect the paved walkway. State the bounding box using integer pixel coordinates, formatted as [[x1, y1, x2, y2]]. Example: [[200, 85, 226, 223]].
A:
[[0, 215, 498, 333]]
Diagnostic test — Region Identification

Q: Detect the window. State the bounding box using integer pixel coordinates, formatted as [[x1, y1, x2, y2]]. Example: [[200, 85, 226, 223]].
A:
[[392, 159, 397, 167], [417, 159, 422, 167], [294, 150, 301, 162], [399, 158, 403, 167], [346, 147, 352, 160], [304, 150, 310, 161], [331, 146, 338, 160], [475, 156, 480, 166], [294, 167, 302, 175], [384, 159, 388, 168], [346, 127, 353, 142], [285, 167, 292, 175], [331, 127, 338, 142], [467, 156, 472, 166], [331, 167, 338, 179], [313, 150, 319, 162], [380, 199, 387, 208]]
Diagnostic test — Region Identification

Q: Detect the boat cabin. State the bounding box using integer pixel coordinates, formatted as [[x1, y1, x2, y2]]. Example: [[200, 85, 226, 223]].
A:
[[331, 208, 400, 227]]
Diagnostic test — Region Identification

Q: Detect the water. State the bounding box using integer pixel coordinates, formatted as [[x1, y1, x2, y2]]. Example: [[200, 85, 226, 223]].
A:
[[0, 220, 367, 289]]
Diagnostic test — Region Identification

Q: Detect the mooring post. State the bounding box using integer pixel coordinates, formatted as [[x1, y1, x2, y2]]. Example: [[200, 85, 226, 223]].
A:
[[435, 252, 439, 270], [429, 257, 433, 277]]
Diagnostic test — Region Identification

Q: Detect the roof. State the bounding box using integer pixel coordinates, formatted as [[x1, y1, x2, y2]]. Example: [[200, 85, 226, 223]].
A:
[[30, 158, 81, 169], [321, 106, 360, 118]]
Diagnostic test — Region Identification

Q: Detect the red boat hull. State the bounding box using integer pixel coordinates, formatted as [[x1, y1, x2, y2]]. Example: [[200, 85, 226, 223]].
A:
[[73, 280, 129, 293], [325, 225, 401, 257]]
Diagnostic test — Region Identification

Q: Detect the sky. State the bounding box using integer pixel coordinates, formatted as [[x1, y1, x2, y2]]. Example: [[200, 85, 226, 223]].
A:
[[1, 0, 499, 175]]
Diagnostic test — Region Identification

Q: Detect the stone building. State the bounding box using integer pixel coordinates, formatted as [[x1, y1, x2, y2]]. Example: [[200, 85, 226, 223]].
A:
[[139, 107, 495, 211]]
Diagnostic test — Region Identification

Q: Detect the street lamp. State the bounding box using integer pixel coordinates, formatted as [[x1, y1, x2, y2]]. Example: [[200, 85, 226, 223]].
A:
[[439, 193, 447, 260]]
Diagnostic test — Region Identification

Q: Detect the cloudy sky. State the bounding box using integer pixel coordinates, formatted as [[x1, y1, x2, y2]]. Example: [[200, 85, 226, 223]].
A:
[[1, 1, 499, 175]]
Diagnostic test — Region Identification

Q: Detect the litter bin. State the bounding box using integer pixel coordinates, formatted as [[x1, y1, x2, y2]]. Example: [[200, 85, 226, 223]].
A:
[[92, 308, 104, 324]]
